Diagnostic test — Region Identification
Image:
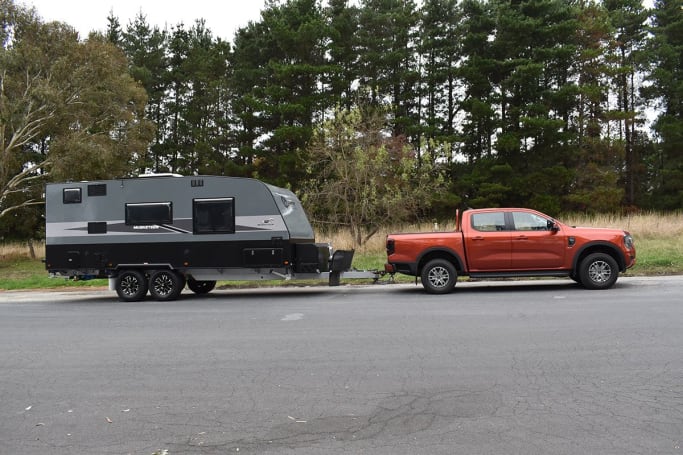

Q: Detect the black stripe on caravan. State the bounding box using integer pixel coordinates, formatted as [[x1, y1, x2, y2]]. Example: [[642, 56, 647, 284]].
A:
[[46, 239, 295, 271]]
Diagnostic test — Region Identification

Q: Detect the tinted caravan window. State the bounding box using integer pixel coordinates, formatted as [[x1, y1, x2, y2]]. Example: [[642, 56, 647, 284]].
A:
[[63, 188, 82, 204], [193, 198, 235, 234], [87, 184, 107, 197], [125, 202, 173, 225]]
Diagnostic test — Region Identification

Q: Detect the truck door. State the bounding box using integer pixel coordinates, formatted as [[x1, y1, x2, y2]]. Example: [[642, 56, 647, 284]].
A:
[[465, 211, 512, 271], [509, 211, 565, 269]]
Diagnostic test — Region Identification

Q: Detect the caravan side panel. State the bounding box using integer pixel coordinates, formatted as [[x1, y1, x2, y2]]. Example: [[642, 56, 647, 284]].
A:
[[45, 176, 302, 273]]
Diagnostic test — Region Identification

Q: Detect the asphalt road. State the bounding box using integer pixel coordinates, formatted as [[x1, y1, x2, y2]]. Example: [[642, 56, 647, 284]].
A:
[[1, 276, 682, 455]]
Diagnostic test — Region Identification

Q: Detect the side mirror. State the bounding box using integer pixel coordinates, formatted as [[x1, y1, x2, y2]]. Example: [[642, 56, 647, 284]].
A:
[[548, 220, 560, 232]]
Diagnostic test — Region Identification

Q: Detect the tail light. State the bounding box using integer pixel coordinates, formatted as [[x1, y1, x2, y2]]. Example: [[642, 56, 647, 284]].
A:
[[386, 238, 395, 255]]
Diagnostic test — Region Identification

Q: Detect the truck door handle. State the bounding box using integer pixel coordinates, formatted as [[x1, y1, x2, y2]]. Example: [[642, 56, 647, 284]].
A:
[[472, 236, 485, 241], [516, 235, 528, 240]]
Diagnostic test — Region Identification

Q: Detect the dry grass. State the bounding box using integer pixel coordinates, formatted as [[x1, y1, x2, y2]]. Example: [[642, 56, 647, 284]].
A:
[[0, 241, 45, 261], [316, 212, 682, 254], [2, 211, 680, 263], [562, 212, 683, 240]]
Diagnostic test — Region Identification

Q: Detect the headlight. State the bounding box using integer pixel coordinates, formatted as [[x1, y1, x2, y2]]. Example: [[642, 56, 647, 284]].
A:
[[624, 233, 634, 250]]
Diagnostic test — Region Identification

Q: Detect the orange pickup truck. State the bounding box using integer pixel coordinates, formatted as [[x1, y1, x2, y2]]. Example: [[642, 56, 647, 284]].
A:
[[385, 208, 636, 293]]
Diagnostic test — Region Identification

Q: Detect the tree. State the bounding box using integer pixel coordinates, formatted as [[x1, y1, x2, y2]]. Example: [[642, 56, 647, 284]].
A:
[[357, 0, 420, 141], [300, 104, 446, 246], [105, 9, 122, 45], [325, 0, 359, 110], [169, 21, 232, 175], [229, 19, 270, 176], [604, 0, 649, 207], [121, 12, 169, 172], [456, 0, 497, 162], [0, 0, 153, 219], [229, 0, 329, 187], [644, 0, 683, 209], [418, 0, 463, 159]]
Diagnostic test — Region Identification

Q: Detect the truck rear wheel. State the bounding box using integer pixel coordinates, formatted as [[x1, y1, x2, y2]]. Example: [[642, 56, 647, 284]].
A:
[[421, 259, 457, 294], [115, 270, 148, 302], [187, 279, 216, 295], [579, 253, 619, 290], [149, 270, 184, 301]]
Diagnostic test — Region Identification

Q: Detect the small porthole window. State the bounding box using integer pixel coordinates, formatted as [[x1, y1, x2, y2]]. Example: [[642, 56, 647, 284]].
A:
[[63, 188, 82, 204]]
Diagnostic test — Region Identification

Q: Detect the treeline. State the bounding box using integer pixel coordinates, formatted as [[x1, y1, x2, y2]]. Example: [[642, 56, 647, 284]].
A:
[[104, 0, 681, 215], [1, 0, 682, 242]]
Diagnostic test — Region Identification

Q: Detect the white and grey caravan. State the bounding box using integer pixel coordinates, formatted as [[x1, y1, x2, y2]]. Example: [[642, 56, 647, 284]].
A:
[[45, 175, 372, 301]]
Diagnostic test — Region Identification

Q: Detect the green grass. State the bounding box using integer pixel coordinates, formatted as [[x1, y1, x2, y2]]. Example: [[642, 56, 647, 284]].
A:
[[0, 259, 107, 290], [631, 237, 683, 275], [0, 236, 680, 291]]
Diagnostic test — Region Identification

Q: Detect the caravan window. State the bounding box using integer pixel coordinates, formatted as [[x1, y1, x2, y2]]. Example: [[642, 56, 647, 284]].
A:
[[87, 184, 107, 197], [63, 188, 82, 204], [193, 198, 235, 234], [125, 202, 173, 225]]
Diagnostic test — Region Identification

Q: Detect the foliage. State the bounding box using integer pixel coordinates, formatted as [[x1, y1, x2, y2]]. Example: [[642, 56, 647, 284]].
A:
[[104, 0, 678, 216], [0, 0, 153, 223], [644, 0, 683, 210], [3, 0, 683, 242], [300, 104, 447, 246]]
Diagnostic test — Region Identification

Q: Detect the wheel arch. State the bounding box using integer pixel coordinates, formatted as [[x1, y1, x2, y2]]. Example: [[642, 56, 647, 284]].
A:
[[417, 248, 465, 275], [112, 263, 174, 276], [572, 242, 627, 273]]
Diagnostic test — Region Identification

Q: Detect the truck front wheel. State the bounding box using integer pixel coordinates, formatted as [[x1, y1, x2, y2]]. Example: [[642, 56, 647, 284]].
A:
[[421, 259, 457, 294], [579, 253, 619, 290]]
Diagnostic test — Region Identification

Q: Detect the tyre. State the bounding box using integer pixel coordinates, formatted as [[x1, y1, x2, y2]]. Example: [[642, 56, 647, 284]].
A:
[[115, 270, 148, 302], [579, 253, 619, 290], [187, 279, 216, 295], [149, 270, 183, 301], [420, 259, 457, 294]]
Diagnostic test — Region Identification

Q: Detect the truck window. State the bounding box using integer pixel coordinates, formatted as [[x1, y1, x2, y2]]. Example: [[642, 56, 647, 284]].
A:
[[125, 202, 173, 225], [63, 188, 82, 204], [471, 212, 506, 232], [193, 198, 235, 234], [512, 212, 551, 231]]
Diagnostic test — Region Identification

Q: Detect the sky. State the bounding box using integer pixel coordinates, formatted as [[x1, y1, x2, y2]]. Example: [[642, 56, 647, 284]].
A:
[[23, 0, 658, 43], [21, 0, 268, 41]]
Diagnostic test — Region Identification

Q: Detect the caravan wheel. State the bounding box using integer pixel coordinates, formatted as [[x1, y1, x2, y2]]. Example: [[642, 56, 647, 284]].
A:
[[115, 270, 148, 302], [187, 279, 216, 295], [149, 270, 184, 301]]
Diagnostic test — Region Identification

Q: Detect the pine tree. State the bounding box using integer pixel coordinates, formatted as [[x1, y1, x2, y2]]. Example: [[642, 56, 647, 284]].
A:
[[121, 13, 169, 172], [357, 0, 420, 140], [325, 0, 359, 110], [418, 0, 462, 158], [645, 0, 683, 209], [604, 0, 649, 207]]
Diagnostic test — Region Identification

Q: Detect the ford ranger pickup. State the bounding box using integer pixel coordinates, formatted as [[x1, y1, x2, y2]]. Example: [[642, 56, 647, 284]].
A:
[[385, 208, 636, 293]]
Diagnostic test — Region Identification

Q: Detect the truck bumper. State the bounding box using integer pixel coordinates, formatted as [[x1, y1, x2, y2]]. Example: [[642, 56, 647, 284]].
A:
[[385, 262, 417, 276]]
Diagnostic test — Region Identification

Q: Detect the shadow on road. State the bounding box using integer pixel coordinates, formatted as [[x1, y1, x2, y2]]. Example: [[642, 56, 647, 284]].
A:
[[18, 277, 638, 305], [390, 278, 636, 296]]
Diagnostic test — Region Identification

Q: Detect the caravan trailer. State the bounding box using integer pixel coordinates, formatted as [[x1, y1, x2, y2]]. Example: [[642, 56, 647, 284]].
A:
[[45, 175, 370, 301]]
